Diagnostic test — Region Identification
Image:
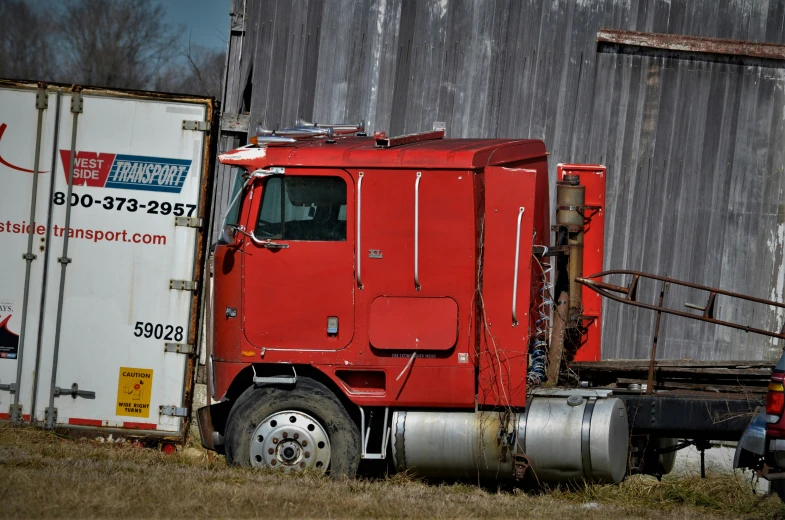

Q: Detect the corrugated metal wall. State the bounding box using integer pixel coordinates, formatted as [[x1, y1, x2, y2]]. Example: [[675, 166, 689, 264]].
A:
[[217, 0, 785, 361]]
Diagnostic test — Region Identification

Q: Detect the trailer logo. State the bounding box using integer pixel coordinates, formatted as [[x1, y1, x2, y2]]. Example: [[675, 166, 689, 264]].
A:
[[60, 151, 191, 193], [0, 123, 48, 174], [0, 301, 19, 360]]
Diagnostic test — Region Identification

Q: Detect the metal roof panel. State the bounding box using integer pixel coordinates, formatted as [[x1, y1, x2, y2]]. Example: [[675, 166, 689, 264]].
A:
[[219, 137, 547, 170]]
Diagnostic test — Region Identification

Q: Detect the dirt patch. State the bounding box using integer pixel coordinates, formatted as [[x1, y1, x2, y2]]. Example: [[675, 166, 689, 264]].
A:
[[0, 423, 782, 519]]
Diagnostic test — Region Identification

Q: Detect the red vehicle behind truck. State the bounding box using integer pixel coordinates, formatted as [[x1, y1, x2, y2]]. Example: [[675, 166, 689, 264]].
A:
[[198, 123, 781, 484]]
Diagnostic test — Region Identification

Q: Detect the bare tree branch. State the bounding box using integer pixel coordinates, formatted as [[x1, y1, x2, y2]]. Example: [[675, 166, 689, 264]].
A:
[[55, 0, 184, 89], [0, 0, 57, 81], [0, 0, 226, 98], [157, 43, 225, 99], [185, 35, 211, 95]]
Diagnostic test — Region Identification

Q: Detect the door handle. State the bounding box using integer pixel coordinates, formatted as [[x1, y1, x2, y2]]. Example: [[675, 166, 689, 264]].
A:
[[257, 240, 289, 249], [235, 227, 290, 249]]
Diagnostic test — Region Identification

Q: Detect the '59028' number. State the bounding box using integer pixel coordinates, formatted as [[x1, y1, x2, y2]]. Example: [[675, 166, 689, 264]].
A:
[[133, 321, 184, 341]]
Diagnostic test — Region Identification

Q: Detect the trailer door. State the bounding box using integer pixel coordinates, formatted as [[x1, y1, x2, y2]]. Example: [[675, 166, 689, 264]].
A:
[[0, 84, 58, 422], [21, 86, 211, 434]]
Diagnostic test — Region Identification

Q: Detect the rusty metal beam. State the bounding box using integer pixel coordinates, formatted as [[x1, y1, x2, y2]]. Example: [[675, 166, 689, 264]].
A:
[[597, 29, 785, 61], [577, 270, 785, 341], [374, 129, 445, 148]]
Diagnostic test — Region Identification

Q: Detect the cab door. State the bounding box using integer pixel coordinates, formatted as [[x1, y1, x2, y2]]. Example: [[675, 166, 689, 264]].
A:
[[242, 169, 355, 351]]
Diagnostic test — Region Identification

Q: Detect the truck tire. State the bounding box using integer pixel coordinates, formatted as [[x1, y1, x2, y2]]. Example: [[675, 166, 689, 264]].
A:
[[224, 377, 361, 479]]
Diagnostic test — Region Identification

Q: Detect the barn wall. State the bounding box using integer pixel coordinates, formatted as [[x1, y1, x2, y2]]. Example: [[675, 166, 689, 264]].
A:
[[218, 0, 785, 361]]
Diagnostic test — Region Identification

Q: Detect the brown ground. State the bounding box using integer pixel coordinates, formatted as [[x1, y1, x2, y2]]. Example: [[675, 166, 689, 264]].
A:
[[0, 423, 782, 519]]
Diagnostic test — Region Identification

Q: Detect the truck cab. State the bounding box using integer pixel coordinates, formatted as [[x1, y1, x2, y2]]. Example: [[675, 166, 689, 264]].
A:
[[198, 126, 627, 482]]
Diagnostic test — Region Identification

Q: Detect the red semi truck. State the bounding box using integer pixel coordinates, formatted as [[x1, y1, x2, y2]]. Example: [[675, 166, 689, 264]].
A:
[[200, 125, 625, 482], [198, 123, 780, 483]]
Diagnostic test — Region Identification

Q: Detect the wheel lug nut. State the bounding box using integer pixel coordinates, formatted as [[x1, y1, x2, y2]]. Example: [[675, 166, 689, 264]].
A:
[[272, 437, 279, 444], [301, 440, 308, 447], [271, 460, 277, 466], [304, 451, 310, 458], [282, 432, 288, 438], [300, 461, 306, 468], [293, 433, 299, 440], [268, 448, 274, 455]]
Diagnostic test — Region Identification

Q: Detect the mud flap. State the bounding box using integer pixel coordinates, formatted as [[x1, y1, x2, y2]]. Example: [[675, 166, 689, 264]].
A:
[[197, 401, 231, 454]]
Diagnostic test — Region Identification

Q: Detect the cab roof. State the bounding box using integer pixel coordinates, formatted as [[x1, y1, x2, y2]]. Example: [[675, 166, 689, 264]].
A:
[[218, 137, 547, 171]]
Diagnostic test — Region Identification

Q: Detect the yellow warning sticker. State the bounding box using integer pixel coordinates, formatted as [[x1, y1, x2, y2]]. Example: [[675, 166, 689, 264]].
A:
[[116, 367, 153, 418]]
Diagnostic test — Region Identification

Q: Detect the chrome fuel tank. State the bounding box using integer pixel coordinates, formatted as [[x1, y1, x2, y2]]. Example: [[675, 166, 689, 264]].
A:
[[391, 395, 629, 483], [391, 410, 516, 479], [521, 396, 629, 483]]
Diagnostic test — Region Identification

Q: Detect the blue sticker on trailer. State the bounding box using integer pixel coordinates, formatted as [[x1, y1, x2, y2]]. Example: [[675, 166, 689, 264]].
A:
[[105, 155, 192, 193], [59, 150, 192, 193]]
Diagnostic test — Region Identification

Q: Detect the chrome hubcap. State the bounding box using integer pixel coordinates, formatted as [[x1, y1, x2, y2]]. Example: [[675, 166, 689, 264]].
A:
[[249, 410, 331, 473]]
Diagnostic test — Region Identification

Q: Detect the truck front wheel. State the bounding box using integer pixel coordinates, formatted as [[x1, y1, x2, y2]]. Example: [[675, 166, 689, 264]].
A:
[[224, 377, 361, 478]]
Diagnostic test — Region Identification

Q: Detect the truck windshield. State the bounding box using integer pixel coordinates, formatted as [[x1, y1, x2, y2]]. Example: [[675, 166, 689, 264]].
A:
[[255, 176, 346, 241]]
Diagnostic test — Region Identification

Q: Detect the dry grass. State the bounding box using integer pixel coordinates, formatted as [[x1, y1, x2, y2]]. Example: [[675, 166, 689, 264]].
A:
[[0, 423, 783, 519]]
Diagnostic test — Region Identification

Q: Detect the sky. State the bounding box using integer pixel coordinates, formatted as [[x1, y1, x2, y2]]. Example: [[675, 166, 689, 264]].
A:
[[158, 0, 231, 52]]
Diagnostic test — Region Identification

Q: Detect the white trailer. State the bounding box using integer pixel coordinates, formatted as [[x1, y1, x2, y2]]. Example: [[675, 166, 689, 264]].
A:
[[0, 79, 214, 441]]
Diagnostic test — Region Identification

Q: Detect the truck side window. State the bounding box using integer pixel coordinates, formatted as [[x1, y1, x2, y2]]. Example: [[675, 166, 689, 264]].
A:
[[255, 176, 347, 241]]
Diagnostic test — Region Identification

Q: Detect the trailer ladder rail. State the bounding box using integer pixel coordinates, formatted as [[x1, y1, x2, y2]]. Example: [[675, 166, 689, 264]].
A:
[[577, 270, 785, 340]]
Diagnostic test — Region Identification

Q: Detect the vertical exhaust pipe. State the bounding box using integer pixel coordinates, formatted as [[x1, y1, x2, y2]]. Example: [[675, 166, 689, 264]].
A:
[[556, 174, 585, 316], [546, 175, 585, 385]]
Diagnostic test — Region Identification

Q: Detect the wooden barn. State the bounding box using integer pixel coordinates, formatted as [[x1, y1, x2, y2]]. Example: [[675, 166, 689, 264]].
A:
[[212, 0, 785, 362]]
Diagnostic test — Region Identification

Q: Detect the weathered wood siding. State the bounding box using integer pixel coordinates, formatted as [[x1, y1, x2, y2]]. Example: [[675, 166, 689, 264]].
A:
[[219, 0, 785, 361]]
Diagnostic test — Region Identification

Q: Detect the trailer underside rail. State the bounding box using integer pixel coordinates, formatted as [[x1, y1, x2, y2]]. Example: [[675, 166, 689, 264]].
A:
[[572, 360, 767, 440], [617, 391, 763, 441], [573, 360, 771, 394]]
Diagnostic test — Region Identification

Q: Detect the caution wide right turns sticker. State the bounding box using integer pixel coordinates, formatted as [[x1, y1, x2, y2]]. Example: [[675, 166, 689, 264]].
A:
[[116, 367, 153, 418]]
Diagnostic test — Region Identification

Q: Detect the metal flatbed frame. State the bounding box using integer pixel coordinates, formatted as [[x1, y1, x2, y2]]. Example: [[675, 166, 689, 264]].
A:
[[573, 360, 768, 441]]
